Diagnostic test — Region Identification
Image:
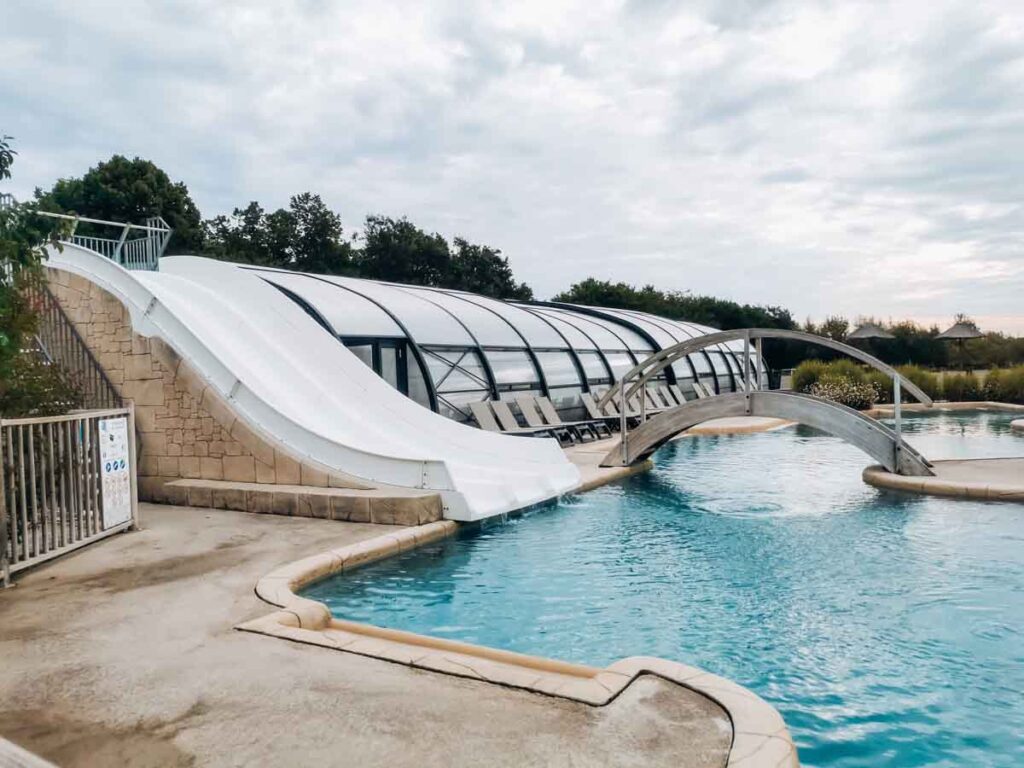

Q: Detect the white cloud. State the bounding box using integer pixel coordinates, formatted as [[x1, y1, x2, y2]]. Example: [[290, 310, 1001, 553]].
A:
[[2, 0, 1023, 333]]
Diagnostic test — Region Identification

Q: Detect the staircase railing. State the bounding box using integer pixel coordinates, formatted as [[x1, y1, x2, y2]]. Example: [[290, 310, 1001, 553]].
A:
[[27, 281, 123, 411]]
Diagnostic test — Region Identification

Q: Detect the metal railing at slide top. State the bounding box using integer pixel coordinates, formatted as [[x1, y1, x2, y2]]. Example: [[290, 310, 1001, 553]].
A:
[[0, 194, 170, 271], [0, 407, 139, 585], [38, 210, 171, 271]]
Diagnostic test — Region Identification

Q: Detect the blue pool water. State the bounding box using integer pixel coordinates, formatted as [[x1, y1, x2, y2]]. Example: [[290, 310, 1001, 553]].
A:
[[304, 410, 1024, 767]]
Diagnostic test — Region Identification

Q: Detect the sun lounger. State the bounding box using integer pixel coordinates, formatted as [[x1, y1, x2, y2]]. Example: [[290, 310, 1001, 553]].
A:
[[470, 400, 559, 440], [535, 396, 611, 440], [514, 395, 578, 444]]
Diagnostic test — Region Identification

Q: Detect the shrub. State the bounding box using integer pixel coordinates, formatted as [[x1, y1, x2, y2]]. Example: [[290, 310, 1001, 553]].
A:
[[829, 358, 867, 383], [809, 374, 879, 410], [866, 370, 893, 404], [983, 368, 1003, 401], [792, 359, 829, 393], [991, 366, 1024, 404], [941, 372, 981, 402], [896, 364, 941, 400]]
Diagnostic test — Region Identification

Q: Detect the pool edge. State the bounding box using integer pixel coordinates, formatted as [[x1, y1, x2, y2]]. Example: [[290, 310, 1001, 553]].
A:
[[237, 520, 799, 768]]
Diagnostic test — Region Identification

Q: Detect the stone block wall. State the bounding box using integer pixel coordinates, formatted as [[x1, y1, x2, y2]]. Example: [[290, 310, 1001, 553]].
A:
[[46, 268, 367, 503]]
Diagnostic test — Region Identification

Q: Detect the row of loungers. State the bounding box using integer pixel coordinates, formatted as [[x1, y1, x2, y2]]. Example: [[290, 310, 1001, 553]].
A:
[[470, 395, 612, 446], [471, 376, 755, 445]]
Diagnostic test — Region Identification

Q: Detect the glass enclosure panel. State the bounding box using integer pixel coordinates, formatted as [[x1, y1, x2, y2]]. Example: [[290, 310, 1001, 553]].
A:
[[437, 389, 489, 423], [401, 287, 523, 347], [537, 307, 637, 351], [604, 352, 635, 380], [687, 352, 714, 376], [547, 385, 583, 416], [671, 360, 696, 384], [453, 295, 565, 347], [518, 307, 597, 349], [577, 350, 610, 382], [380, 346, 399, 391], [345, 343, 374, 369], [486, 349, 540, 386], [535, 351, 580, 387], [707, 351, 730, 374], [574, 307, 654, 353], [323, 277, 474, 346], [256, 270, 404, 337], [422, 347, 490, 394], [406, 353, 431, 407], [595, 307, 681, 347]]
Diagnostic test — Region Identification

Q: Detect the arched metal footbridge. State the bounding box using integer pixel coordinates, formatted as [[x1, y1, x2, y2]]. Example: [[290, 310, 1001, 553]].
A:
[[597, 329, 935, 476]]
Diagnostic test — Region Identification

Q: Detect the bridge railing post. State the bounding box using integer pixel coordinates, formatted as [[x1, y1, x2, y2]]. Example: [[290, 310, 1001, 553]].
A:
[[893, 372, 902, 465], [743, 330, 752, 413], [620, 373, 628, 463]]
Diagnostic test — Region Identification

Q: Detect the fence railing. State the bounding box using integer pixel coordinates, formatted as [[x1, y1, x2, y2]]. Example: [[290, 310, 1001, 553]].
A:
[[28, 280, 123, 411], [36, 210, 170, 271], [0, 407, 138, 584]]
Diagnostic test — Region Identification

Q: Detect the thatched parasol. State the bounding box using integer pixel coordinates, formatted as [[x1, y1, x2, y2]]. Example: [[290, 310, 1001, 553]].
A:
[[848, 322, 895, 341]]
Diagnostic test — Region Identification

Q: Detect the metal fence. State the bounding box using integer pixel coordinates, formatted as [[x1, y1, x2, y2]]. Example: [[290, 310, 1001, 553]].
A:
[[0, 407, 138, 584]]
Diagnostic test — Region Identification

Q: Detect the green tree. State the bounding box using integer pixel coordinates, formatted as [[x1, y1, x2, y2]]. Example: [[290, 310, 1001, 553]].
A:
[[204, 194, 355, 274], [356, 215, 451, 286], [818, 316, 849, 342], [552, 278, 797, 331], [0, 134, 14, 179], [449, 238, 532, 300], [36, 155, 205, 253], [0, 135, 80, 416]]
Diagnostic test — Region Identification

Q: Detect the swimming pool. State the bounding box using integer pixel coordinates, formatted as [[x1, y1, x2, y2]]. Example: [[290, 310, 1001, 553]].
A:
[[304, 410, 1024, 768]]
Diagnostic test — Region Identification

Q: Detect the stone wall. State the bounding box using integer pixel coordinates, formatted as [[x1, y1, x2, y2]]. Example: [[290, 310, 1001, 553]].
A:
[[46, 268, 366, 503]]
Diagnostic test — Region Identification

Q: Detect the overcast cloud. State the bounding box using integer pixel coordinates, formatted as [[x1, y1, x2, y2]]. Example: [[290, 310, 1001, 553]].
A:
[[3, 0, 1023, 332]]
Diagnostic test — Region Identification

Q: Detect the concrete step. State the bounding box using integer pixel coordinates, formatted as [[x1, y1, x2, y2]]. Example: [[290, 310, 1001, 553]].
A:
[[161, 479, 442, 526]]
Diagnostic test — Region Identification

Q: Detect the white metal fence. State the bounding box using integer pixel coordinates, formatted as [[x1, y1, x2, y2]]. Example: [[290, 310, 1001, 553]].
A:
[[0, 407, 138, 584]]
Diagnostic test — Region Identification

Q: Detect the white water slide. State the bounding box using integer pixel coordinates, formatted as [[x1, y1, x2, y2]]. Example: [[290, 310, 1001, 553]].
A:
[[46, 247, 580, 521]]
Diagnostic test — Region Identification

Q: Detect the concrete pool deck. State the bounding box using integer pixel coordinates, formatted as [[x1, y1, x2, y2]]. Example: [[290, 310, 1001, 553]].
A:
[[862, 402, 1024, 502], [864, 458, 1024, 502], [0, 504, 788, 768]]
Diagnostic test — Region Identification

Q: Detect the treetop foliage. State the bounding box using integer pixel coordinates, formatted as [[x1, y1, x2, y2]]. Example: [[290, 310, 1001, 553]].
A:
[[35, 155, 205, 253]]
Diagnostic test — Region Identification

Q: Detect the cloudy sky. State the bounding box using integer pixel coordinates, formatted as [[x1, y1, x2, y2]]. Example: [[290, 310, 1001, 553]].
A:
[[3, 1, 1024, 332]]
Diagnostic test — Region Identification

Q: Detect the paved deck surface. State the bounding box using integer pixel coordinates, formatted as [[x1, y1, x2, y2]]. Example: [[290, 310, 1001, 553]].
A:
[[0, 504, 731, 768]]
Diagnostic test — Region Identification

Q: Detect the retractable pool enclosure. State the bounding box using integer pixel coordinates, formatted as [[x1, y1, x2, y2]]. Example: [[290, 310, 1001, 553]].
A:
[[247, 267, 769, 423]]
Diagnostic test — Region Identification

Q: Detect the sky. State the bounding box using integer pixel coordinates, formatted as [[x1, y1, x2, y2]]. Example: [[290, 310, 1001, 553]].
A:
[[3, 1, 1024, 334]]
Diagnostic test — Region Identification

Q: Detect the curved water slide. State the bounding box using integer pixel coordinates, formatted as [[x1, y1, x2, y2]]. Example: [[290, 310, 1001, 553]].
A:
[[45, 247, 580, 521]]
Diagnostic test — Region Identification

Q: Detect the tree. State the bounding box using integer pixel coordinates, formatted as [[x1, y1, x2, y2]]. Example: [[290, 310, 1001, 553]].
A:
[[204, 194, 355, 274], [819, 316, 849, 342], [551, 278, 797, 331], [0, 134, 14, 180], [0, 135, 80, 416], [35, 155, 205, 253], [356, 215, 451, 286], [289, 193, 355, 274], [449, 238, 533, 300]]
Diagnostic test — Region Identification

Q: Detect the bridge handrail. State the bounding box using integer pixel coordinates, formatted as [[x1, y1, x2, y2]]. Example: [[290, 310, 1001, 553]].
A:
[[597, 328, 934, 409]]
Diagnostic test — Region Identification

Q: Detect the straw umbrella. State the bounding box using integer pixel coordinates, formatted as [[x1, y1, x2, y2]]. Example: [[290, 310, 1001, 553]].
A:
[[848, 322, 895, 342], [937, 320, 983, 371]]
